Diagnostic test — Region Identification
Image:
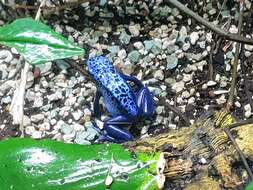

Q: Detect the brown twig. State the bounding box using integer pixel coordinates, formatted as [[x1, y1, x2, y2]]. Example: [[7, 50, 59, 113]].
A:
[[215, 0, 229, 20], [240, 46, 253, 109], [167, 104, 191, 127], [240, 2, 253, 111], [224, 127, 253, 180], [227, 0, 244, 111], [208, 42, 214, 81], [165, 0, 253, 45], [226, 118, 253, 130], [66, 59, 93, 82]]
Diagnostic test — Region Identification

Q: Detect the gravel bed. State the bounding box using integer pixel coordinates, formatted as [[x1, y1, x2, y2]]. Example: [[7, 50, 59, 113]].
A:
[[0, 0, 252, 145]]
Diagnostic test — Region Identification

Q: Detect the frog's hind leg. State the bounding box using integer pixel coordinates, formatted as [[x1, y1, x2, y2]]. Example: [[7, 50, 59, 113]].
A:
[[136, 85, 155, 118], [120, 72, 155, 118], [103, 115, 134, 142], [94, 91, 102, 117]]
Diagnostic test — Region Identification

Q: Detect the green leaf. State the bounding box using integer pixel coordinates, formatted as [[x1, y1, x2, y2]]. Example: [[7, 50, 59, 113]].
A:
[[0, 18, 84, 65], [0, 138, 161, 190], [246, 181, 253, 190]]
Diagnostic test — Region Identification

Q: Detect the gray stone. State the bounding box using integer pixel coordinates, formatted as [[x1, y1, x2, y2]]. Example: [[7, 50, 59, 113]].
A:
[[25, 126, 35, 135], [72, 110, 83, 121], [0, 80, 16, 95], [0, 64, 8, 80], [207, 80, 217, 87], [166, 54, 178, 70], [118, 49, 127, 59], [190, 32, 199, 45], [151, 40, 162, 55], [31, 114, 44, 123], [129, 24, 140, 37], [41, 104, 52, 112], [119, 31, 131, 45], [127, 50, 140, 63], [33, 96, 43, 108], [84, 122, 99, 141], [37, 62, 52, 76], [61, 123, 74, 135], [31, 131, 43, 139], [165, 77, 176, 86], [209, 8, 217, 15], [156, 106, 164, 114], [74, 132, 92, 145], [198, 41, 206, 49], [182, 74, 192, 82], [216, 94, 226, 105], [26, 71, 34, 89], [144, 40, 154, 51], [178, 26, 187, 43], [171, 8, 179, 17], [141, 125, 149, 135], [133, 42, 144, 50], [99, 0, 107, 6], [182, 42, 190, 51], [99, 12, 114, 18], [191, 53, 202, 61], [172, 81, 185, 93], [244, 104, 251, 112], [1, 96, 12, 104], [245, 111, 251, 118], [160, 6, 171, 17], [54, 60, 70, 72], [108, 46, 120, 55], [154, 70, 164, 81], [0, 50, 13, 63], [47, 90, 63, 102], [23, 115, 31, 127]]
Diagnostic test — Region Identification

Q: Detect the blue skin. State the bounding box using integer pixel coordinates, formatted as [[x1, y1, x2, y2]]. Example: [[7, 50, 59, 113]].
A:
[[87, 56, 155, 143]]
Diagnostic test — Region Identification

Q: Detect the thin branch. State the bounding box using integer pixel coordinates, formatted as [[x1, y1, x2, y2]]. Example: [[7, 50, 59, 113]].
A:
[[10, 0, 47, 137], [66, 59, 93, 82], [215, 0, 229, 20], [226, 118, 253, 130], [227, 0, 244, 110], [224, 128, 253, 180], [208, 42, 214, 81], [241, 46, 253, 109], [167, 104, 191, 127], [165, 0, 253, 45]]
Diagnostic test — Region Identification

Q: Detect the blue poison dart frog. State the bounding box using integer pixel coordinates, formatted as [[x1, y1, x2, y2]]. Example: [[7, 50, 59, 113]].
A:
[[87, 56, 155, 143]]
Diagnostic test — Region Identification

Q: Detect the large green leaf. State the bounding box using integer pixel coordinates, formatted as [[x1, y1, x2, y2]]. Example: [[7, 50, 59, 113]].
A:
[[0, 138, 161, 190], [246, 181, 253, 190], [0, 18, 84, 65]]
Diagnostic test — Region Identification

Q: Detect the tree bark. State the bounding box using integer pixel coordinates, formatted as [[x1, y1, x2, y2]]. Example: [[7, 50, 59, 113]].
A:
[[124, 110, 253, 190]]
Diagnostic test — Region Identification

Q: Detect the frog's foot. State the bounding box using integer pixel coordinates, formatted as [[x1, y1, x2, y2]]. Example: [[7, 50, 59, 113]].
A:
[[136, 85, 155, 118], [104, 115, 134, 142]]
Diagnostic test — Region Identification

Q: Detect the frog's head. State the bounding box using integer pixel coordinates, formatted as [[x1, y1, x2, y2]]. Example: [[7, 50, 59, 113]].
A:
[[87, 56, 116, 80]]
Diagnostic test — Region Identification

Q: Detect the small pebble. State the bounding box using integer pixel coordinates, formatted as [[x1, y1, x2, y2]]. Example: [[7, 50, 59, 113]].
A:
[[190, 32, 199, 45], [206, 81, 217, 87], [154, 70, 164, 81]]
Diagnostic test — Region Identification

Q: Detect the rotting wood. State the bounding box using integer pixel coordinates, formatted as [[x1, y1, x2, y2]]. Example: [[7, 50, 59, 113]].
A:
[[125, 110, 253, 189]]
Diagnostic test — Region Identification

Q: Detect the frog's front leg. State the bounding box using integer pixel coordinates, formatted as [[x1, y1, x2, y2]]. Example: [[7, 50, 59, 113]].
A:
[[103, 115, 134, 142], [136, 85, 155, 118], [93, 91, 102, 117]]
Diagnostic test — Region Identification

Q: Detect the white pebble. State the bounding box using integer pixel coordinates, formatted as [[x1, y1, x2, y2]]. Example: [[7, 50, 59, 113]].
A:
[[245, 111, 252, 118], [133, 42, 144, 50], [190, 32, 199, 45], [206, 81, 217, 87]]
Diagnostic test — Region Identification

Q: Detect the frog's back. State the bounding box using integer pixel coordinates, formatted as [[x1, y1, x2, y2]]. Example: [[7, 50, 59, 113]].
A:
[[87, 56, 138, 117]]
